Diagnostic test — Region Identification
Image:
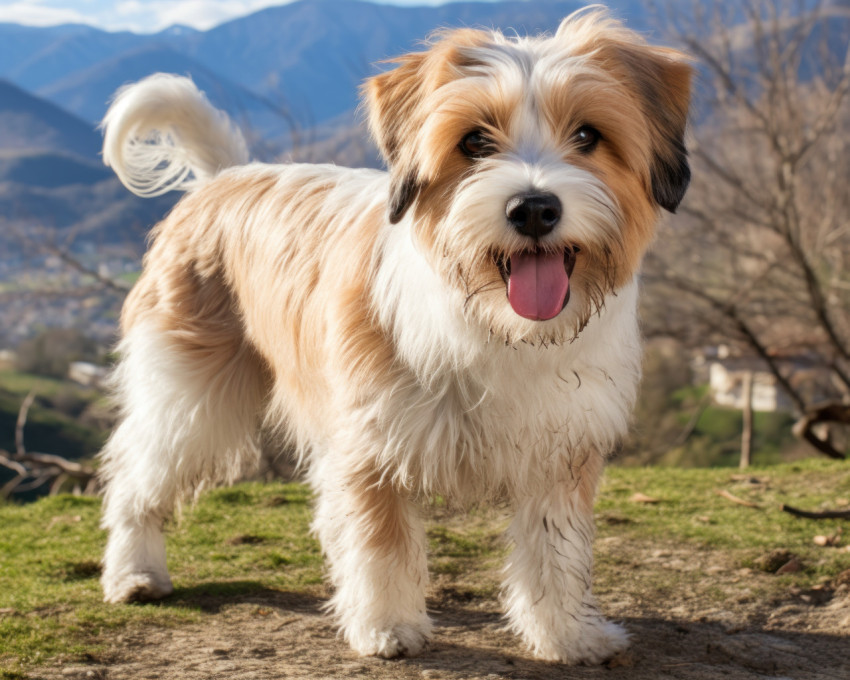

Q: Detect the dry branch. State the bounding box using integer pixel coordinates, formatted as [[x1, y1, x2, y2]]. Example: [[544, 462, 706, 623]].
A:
[[645, 0, 850, 461], [0, 392, 97, 499], [780, 504, 850, 520]]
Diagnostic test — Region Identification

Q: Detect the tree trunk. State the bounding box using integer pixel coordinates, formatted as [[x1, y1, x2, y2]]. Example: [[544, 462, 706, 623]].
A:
[[740, 371, 754, 469]]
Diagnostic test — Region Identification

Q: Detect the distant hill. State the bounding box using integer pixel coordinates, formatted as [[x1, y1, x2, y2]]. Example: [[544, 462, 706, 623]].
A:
[[0, 80, 176, 255], [0, 175, 176, 248], [0, 149, 110, 188], [0, 79, 100, 158]]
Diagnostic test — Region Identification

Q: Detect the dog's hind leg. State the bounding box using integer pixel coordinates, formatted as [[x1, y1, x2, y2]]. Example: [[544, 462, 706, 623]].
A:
[[99, 320, 266, 603], [310, 447, 431, 658]]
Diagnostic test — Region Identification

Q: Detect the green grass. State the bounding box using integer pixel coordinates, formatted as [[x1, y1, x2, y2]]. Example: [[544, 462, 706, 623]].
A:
[[1, 460, 849, 674], [597, 459, 850, 585], [0, 483, 319, 673]]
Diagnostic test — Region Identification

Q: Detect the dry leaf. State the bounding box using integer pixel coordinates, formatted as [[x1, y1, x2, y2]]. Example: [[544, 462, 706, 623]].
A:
[[46, 515, 82, 531], [775, 558, 802, 574], [716, 489, 760, 508], [630, 492, 660, 504]]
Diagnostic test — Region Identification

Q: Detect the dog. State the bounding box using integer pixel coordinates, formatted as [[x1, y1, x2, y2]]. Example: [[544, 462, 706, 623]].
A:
[[97, 7, 691, 664]]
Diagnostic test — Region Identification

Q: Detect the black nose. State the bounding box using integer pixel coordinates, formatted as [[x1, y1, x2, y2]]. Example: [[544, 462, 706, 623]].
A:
[[505, 192, 562, 239]]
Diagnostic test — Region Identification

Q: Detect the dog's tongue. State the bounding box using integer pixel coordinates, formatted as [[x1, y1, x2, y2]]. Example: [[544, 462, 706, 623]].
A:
[[507, 251, 569, 321]]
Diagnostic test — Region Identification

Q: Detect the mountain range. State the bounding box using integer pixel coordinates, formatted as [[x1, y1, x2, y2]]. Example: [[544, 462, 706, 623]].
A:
[[0, 0, 650, 136], [1, 0, 847, 259], [0, 0, 653, 257]]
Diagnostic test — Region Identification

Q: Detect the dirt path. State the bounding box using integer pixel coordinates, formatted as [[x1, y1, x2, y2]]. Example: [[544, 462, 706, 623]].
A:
[[40, 548, 850, 680]]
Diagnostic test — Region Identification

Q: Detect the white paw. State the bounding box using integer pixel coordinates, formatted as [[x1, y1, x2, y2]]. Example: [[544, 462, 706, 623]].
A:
[[102, 570, 173, 604], [346, 618, 432, 658], [531, 618, 629, 665]]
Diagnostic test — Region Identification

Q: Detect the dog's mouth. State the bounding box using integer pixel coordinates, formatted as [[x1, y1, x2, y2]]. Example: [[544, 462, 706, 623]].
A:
[[495, 247, 579, 321]]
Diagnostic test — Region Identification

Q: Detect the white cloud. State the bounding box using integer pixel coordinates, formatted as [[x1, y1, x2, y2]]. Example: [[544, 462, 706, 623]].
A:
[[0, 0, 303, 32], [0, 1, 90, 27], [105, 0, 298, 32], [0, 0, 500, 33]]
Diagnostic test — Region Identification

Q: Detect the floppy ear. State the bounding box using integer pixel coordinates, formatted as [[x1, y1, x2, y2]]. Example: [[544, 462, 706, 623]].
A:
[[364, 53, 427, 224], [616, 45, 693, 213]]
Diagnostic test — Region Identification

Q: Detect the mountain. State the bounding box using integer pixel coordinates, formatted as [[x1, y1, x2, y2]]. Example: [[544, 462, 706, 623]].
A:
[[0, 178, 175, 246], [38, 44, 288, 134], [0, 0, 649, 133], [174, 0, 636, 125], [0, 80, 176, 256], [0, 149, 110, 188], [0, 24, 146, 92], [0, 79, 100, 157]]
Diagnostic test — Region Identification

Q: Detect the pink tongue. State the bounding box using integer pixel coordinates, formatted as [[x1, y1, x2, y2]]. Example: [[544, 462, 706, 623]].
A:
[[507, 251, 569, 321]]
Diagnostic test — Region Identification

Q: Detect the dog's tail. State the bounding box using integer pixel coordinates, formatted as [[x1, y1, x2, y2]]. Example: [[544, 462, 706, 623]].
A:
[[101, 74, 249, 197]]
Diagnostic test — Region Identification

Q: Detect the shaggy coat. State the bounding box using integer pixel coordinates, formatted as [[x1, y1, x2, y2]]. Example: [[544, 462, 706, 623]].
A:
[[98, 8, 691, 664]]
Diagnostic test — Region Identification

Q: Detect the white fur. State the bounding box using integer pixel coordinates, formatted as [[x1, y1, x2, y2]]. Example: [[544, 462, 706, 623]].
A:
[[101, 73, 249, 196], [100, 324, 263, 602]]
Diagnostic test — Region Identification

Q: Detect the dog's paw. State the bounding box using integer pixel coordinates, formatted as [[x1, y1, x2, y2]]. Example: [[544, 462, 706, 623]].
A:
[[102, 570, 173, 604], [531, 618, 629, 665], [347, 619, 432, 658]]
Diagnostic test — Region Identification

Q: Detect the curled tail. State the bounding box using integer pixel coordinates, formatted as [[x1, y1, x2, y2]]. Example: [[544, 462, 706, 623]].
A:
[[101, 74, 249, 197]]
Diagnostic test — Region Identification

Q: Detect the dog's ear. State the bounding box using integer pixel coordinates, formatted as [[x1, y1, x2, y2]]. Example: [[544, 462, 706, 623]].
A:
[[364, 53, 428, 224], [618, 45, 693, 213]]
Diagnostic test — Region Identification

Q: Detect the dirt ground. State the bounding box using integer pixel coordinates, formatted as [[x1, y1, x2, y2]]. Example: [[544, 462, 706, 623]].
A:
[[35, 540, 850, 680]]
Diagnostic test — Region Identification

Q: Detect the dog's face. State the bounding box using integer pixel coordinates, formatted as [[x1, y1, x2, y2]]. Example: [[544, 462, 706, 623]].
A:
[[366, 9, 692, 344]]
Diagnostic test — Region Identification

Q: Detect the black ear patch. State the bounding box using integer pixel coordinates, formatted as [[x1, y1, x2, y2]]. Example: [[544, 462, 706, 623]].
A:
[[651, 138, 690, 213], [388, 171, 420, 224]]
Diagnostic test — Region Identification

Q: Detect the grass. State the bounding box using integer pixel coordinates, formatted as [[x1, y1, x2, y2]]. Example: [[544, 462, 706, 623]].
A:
[[1, 460, 849, 674]]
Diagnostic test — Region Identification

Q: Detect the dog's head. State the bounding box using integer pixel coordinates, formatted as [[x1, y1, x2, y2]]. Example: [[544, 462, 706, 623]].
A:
[[365, 8, 692, 344]]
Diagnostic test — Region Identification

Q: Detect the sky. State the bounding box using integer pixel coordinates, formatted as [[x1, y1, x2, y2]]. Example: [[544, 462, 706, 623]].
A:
[[0, 0, 503, 33]]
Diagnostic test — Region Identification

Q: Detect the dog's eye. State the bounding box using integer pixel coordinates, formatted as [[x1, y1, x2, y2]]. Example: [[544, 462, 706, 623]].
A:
[[572, 125, 601, 153], [459, 131, 493, 159]]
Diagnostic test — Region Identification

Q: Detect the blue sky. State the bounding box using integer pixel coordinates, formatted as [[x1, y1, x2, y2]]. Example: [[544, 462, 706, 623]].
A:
[[0, 0, 506, 33]]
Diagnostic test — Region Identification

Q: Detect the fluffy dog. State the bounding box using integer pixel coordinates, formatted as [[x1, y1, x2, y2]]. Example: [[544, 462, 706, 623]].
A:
[[98, 7, 691, 664]]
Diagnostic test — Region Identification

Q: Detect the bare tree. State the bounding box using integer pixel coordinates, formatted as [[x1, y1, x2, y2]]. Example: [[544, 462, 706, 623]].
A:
[[643, 0, 850, 459]]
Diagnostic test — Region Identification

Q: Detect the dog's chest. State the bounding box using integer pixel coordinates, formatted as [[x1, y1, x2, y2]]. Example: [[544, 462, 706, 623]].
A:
[[376, 340, 639, 499]]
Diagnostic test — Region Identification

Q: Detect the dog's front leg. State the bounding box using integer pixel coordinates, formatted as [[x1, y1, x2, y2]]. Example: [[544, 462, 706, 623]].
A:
[[311, 459, 431, 658], [502, 461, 628, 664]]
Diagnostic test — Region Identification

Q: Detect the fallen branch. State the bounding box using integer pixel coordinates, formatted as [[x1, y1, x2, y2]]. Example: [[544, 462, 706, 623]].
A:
[[780, 504, 850, 520]]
